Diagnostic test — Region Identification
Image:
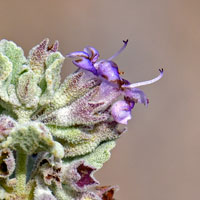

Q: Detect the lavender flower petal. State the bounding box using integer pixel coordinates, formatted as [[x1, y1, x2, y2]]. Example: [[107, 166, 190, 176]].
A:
[[124, 87, 148, 106], [97, 61, 121, 83], [72, 57, 97, 75], [66, 51, 89, 58], [111, 100, 133, 124], [84, 46, 99, 63]]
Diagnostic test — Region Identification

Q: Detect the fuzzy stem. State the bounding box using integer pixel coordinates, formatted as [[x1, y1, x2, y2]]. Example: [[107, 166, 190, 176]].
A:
[[26, 180, 36, 200], [53, 186, 74, 200], [15, 149, 28, 197]]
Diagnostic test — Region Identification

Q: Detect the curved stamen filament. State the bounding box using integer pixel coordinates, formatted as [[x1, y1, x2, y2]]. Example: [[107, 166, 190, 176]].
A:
[[122, 69, 164, 88], [107, 39, 128, 61]]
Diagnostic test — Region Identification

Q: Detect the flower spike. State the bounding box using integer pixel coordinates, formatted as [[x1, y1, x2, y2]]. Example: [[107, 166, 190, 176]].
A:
[[107, 39, 128, 61], [122, 68, 164, 89], [0, 39, 163, 199]]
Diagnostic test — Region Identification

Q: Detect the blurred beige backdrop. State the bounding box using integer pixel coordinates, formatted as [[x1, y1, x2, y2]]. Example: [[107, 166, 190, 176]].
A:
[[0, 0, 200, 199]]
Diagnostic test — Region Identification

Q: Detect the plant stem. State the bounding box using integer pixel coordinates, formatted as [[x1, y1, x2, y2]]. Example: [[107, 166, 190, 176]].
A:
[[26, 180, 36, 200], [53, 186, 74, 200], [15, 149, 28, 197]]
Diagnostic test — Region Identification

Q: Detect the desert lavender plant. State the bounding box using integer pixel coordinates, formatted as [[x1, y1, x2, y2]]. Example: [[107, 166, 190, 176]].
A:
[[0, 38, 163, 200]]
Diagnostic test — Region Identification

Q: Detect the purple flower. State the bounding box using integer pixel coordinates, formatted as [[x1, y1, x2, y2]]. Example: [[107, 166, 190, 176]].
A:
[[124, 87, 149, 106], [66, 48, 98, 75], [66, 40, 128, 82], [111, 100, 134, 124], [66, 40, 164, 124]]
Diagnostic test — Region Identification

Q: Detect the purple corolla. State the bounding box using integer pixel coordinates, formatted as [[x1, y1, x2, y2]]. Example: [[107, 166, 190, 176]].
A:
[[111, 100, 135, 124], [66, 40, 163, 124], [67, 46, 99, 75]]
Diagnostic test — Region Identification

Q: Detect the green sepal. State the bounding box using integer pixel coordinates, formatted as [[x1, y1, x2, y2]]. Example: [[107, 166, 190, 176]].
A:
[[63, 140, 116, 171], [7, 84, 21, 107], [28, 38, 49, 76], [46, 71, 100, 112], [0, 53, 12, 82], [16, 71, 41, 108], [62, 122, 120, 157], [0, 53, 13, 106], [0, 39, 26, 84], [38, 87, 108, 127], [48, 126, 91, 144], [1, 122, 54, 155], [39, 52, 64, 106], [80, 141, 116, 170]]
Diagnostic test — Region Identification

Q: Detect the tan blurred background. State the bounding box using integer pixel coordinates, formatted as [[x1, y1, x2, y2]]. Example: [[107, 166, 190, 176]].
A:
[[0, 0, 200, 199]]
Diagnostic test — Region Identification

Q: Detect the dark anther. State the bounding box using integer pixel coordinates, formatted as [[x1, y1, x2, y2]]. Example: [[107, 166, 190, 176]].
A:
[[123, 39, 129, 44], [159, 68, 164, 73], [47, 44, 54, 51]]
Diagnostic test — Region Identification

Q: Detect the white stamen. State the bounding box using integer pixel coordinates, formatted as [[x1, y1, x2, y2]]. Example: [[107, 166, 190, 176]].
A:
[[107, 39, 128, 61], [122, 69, 164, 88]]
